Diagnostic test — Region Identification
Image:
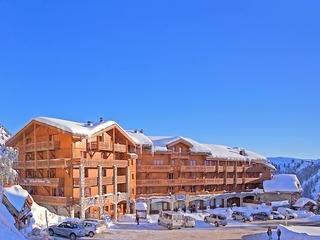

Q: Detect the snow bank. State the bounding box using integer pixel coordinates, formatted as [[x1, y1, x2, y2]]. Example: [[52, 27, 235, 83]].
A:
[[3, 185, 29, 212], [0, 203, 24, 240]]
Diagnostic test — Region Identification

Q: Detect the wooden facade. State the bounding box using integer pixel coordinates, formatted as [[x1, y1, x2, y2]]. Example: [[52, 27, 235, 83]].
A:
[[7, 117, 275, 219], [7, 118, 137, 220]]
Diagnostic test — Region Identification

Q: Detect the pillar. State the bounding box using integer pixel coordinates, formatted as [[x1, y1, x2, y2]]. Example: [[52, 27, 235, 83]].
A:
[[126, 165, 130, 214], [70, 206, 75, 218], [113, 165, 118, 220], [79, 165, 85, 219], [98, 165, 103, 218]]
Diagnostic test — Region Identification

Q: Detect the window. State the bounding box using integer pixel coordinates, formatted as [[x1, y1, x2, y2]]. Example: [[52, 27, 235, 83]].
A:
[[137, 159, 142, 166], [102, 169, 107, 177], [102, 185, 106, 194], [137, 187, 141, 194], [49, 135, 53, 141], [172, 146, 176, 152], [171, 160, 175, 166], [85, 168, 89, 177], [179, 147, 182, 153], [132, 188, 135, 195], [190, 172, 196, 179], [190, 186, 196, 192], [181, 186, 185, 192], [131, 174, 134, 180], [190, 160, 196, 166], [168, 173, 174, 179]]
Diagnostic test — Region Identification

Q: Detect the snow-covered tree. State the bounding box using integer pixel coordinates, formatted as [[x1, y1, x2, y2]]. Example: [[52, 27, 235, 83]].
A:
[[0, 145, 18, 185]]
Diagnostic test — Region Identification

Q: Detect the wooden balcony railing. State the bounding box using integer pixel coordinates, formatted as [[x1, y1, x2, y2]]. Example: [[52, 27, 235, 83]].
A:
[[137, 178, 230, 187], [12, 158, 71, 169], [102, 177, 113, 185], [73, 177, 98, 187], [244, 177, 260, 183], [225, 166, 234, 172], [218, 166, 224, 172], [236, 178, 244, 184], [117, 175, 126, 184], [136, 165, 172, 172], [205, 166, 216, 172], [22, 141, 60, 153], [72, 158, 128, 168], [171, 152, 190, 159], [180, 165, 205, 172], [225, 178, 234, 184], [19, 178, 64, 187], [246, 167, 264, 173], [87, 141, 126, 153], [236, 166, 244, 172], [32, 195, 73, 206], [205, 178, 224, 185]]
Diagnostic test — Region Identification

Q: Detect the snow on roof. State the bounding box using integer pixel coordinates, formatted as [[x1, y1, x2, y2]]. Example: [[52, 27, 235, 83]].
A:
[[293, 197, 317, 208], [136, 202, 148, 211], [204, 144, 267, 161], [34, 116, 117, 137], [263, 174, 303, 193], [126, 131, 153, 146], [3, 185, 29, 212]]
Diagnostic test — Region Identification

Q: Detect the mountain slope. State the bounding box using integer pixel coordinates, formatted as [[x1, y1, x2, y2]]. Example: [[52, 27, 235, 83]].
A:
[[269, 157, 320, 201]]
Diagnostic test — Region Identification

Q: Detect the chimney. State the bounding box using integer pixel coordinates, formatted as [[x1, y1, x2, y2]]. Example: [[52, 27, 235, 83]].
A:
[[139, 129, 143, 133], [87, 121, 93, 126], [134, 129, 137, 133], [100, 117, 104, 123]]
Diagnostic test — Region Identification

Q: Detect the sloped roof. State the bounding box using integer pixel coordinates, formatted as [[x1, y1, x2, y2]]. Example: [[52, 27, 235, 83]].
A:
[[3, 185, 29, 212], [126, 131, 268, 162], [263, 174, 303, 193], [7, 117, 136, 146], [293, 197, 317, 207]]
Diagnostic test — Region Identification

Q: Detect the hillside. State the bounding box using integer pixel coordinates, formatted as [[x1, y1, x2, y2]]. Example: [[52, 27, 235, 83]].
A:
[[269, 157, 320, 201]]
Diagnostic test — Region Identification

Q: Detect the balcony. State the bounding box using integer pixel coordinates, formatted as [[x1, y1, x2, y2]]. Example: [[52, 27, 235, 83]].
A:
[[19, 178, 64, 187], [136, 165, 172, 173], [180, 165, 205, 172], [171, 152, 190, 159], [72, 158, 128, 168], [117, 175, 126, 184], [87, 141, 126, 153], [244, 177, 260, 183], [225, 166, 234, 172], [204, 178, 224, 185], [205, 166, 216, 172], [225, 178, 234, 184], [73, 177, 98, 187], [246, 166, 264, 173], [217, 166, 224, 172], [102, 177, 113, 185], [22, 141, 60, 153], [236, 178, 244, 184], [12, 158, 71, 169], [32, 195, 73, 206], [236, 166, 244, 172]]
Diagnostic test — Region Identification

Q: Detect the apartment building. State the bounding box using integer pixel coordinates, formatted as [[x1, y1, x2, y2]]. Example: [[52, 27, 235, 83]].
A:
[[7, 116, 275, 219], [6, 117, 137, 220], [127, 131, 276, 214]]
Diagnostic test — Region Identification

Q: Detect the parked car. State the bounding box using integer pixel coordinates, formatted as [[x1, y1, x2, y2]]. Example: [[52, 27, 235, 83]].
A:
[[81, 221, 104, 237], [204, 213, 228, 227], [48, 221, 86, 240], [232, 211, 253, 222], [183, 216, 195, 227], [84, 218, 107, 230], [271, 211, 285, 220], [158, 211, 184, 229], [253, 212, 273, 221], [277, 207, 298, 219]]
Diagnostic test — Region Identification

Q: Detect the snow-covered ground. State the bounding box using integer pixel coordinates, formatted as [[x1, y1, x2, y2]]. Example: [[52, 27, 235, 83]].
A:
[[0, 185, 320, 239]]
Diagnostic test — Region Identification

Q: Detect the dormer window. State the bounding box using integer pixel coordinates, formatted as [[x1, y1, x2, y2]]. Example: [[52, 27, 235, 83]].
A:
[[172, 146, 176, 152], [179, 147, 182, 153]]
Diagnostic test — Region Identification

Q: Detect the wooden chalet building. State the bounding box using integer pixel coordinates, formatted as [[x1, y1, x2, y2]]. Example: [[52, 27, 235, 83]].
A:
[[127, 131, 276, 214], [6, 116, 276, 219], [6, 117, 138, 220]]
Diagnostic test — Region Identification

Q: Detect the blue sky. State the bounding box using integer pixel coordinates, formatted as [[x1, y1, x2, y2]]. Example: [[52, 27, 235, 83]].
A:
[[0, 1, 319, 159]]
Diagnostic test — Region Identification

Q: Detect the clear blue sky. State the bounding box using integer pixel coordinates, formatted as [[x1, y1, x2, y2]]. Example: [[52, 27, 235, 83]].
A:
[[0, 1, 319, 159]]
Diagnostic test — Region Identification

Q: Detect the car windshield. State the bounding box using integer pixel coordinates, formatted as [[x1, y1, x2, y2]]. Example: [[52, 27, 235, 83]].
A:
[[173, 215, 183, 220], [218, 215, 227, 220]]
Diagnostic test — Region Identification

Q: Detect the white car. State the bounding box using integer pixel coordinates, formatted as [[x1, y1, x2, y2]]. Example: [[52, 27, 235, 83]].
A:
[[271, 211, 285, 220], [158, 211, 184, 230], [277, 207, 298, 219], [204, 214, 228, 227]]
